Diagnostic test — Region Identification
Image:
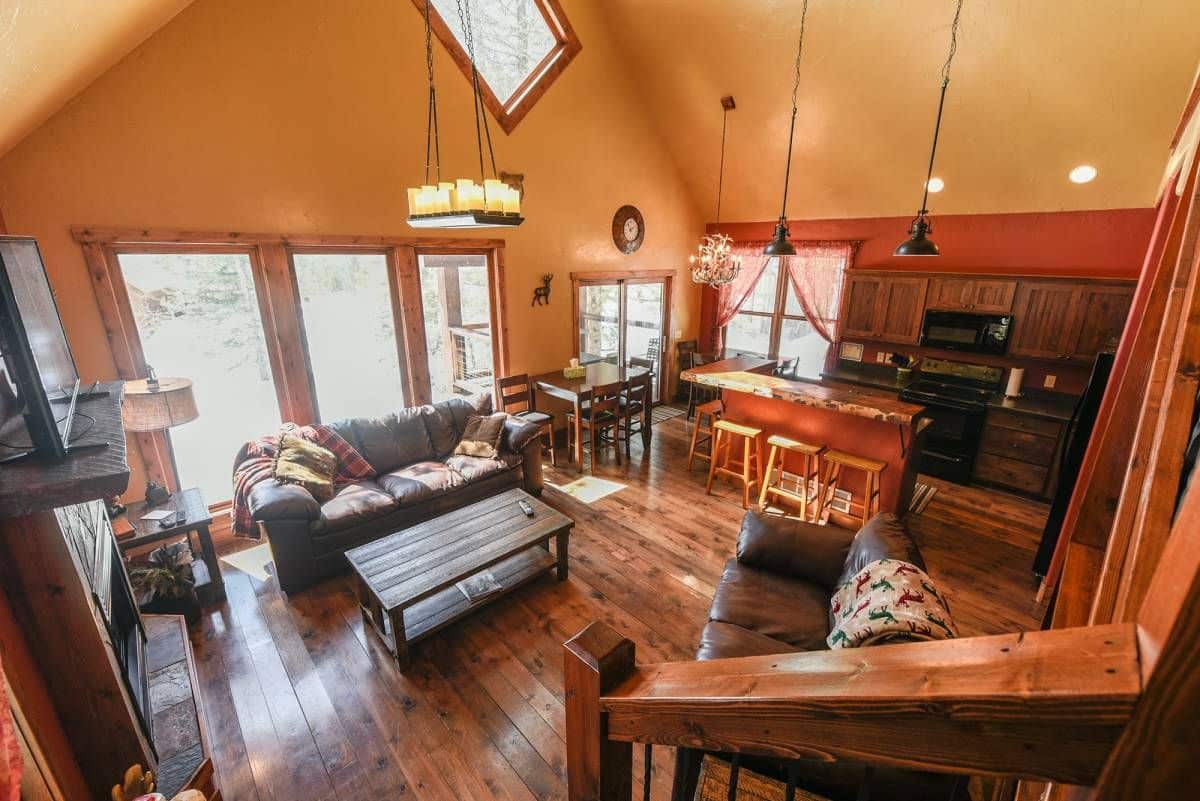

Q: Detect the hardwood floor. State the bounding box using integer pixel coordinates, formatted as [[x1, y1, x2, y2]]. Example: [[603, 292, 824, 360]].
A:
[[195, 413, 1046, 801]]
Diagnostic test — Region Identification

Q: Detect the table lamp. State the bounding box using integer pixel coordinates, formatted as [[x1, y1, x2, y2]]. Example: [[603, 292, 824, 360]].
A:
[[122, 367, 199, 506]]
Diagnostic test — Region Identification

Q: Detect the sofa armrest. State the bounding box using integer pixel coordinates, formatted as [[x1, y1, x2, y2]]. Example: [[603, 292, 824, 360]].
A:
[[518, 434, 544, 496], [248, 480, 321, 522], [735, 511, 856, 591], [503, 415, 542, 454]]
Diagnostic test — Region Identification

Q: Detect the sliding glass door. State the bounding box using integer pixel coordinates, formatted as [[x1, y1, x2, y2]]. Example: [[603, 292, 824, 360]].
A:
[[292, 252, 406, 421], [418, 253, 498, 403], [119, 251, 282, 503], [574, 274, 670, 402]]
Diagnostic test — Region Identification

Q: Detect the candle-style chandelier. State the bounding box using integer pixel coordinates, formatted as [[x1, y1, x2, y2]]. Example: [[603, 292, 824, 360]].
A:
[[407, 0, 523, 228], [690, 96, 742, 287]]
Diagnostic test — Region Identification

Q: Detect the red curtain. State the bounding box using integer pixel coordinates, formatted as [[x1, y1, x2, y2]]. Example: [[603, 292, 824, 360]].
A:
[[711, 244, 772, 354], [782, 241, 856, 344]]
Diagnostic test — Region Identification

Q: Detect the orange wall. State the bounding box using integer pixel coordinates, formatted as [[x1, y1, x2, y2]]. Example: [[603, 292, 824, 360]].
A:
[[0, 0, 704, 498]]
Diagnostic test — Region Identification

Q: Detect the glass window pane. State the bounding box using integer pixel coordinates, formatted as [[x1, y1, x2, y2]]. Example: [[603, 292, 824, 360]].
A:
[[119, 252, 281, 503], [293, 253, 405, 421], [430, 0, 557, 103], [578, 284, 620, 364], [741, 257, 780, 314], [784, 275, 805, 317], [624, 282, 664, 402], [779, 318, 830, 379], [724, 313, 772, 358], [419, 254, 496, 402]]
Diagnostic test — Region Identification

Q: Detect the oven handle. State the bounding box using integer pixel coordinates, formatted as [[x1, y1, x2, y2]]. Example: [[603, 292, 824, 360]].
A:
[[923, 450, 967, 464]]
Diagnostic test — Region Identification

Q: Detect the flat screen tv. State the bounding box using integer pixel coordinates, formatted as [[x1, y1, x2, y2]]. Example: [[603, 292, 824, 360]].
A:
[[0, 236, 80, 463]]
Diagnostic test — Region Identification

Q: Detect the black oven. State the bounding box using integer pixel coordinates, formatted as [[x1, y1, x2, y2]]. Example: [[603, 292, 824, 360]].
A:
[[920, 310, 1011, 355]]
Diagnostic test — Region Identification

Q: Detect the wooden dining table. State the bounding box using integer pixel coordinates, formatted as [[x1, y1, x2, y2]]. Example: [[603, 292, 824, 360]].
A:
[[530, 362, 652, 467]]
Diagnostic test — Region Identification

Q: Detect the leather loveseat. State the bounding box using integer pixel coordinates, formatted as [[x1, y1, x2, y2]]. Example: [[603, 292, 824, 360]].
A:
[[244, 396, 544, 593], [673, 511, 965, 801]]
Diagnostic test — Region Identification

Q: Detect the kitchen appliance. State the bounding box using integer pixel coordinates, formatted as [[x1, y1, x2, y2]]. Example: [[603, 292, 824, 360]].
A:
[[920, 310, 1012, 355], [1033, 351, 1115, 578], [900, 357, 1004, 483]]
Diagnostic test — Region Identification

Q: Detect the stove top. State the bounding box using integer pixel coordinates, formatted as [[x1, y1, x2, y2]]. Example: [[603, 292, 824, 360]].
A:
[[900, 379, 993, 410], [899, 358, 1003, 412]]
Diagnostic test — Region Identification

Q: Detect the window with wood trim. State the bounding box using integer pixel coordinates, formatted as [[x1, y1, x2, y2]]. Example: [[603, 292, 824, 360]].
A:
[[724, 257, 830, 378], [417, 0, 582, 133]]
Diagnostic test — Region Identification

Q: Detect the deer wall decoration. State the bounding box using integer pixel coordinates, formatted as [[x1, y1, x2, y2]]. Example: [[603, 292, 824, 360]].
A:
[[532, 274, 553, 306]]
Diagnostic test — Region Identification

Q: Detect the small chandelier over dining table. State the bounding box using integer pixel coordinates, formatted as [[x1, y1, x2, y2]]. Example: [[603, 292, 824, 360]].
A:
[[406, 0, 523, 228], [690, 96, 742, 287]]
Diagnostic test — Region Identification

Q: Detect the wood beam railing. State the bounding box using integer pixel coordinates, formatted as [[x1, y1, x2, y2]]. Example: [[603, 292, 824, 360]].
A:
[[564, 621, 1140, 801]]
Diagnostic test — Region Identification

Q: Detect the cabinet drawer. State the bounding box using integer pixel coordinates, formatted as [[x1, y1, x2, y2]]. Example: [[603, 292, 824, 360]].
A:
[[980, 425, 1057, 466], [973, 452, 1049, 495], [986, 409, 1064, 438]]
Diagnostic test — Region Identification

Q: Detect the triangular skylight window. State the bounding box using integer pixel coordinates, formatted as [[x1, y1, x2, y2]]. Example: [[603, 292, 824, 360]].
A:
[[419, 0, 581, 133]]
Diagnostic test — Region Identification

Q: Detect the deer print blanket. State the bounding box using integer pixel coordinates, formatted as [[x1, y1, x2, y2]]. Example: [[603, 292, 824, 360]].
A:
[[826, 558, 959, 649]]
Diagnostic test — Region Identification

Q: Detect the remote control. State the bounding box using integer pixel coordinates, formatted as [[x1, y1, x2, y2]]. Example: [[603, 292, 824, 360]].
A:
[[518, 500, 535, 517]]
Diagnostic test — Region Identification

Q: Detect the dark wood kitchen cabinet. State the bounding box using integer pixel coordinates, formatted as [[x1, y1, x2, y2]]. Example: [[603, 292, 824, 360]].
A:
[[1009, 280, 1134, 362], [973, 408, 1066, 499], [1071, 284, 1136, 359], [840, 274, 886, 339], [839, 273, 928, 344], [927, 277, 1017, 313]]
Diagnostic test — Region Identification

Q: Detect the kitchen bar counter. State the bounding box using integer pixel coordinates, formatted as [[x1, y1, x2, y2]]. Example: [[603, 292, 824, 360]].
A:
[[821, 363, 914, 392], [680, 357, 927, 518]]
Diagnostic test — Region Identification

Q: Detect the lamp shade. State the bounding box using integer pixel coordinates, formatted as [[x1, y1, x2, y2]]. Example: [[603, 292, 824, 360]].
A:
[[894, 217, 940, 257], [762, 221, 797, 256], [122, 377, 199, 432]]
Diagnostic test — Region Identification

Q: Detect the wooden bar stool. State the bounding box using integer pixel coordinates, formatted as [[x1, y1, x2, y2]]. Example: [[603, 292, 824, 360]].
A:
[[706, 419, 764, 509], [819, 449, 887, 526], [757, 435, 826, 521], [686, 399, 724, 471]]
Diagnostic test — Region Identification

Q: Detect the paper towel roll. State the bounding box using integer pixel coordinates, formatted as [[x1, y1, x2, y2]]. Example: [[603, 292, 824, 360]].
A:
[[1005, 367, 1025, 398]]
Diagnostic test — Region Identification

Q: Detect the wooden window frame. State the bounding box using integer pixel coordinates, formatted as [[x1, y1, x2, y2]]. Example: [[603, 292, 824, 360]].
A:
[[723, 258, 803, 360], [412, 0, 582, 133], [569, 269, 674, 403], [74, 227, 509, 499]]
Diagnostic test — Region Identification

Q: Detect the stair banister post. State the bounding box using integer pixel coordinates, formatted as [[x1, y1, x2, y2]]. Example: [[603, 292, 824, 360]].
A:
[[565, 622, 636, 801]]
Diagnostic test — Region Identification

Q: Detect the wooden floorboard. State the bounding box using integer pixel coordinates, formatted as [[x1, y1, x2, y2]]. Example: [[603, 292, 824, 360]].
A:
[[198, 412, 1045, 801]]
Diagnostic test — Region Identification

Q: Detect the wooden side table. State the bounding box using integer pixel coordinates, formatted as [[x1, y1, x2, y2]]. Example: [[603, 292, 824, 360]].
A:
[[118, 487, 225, 605]]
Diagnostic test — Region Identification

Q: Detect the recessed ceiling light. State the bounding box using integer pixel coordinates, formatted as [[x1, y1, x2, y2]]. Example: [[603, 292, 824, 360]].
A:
[[926, 177, 945, 193], [1069, 165, 1098, 184]]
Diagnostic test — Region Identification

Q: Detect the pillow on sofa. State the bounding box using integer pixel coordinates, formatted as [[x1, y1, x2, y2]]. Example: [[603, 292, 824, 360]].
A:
[[273, 433, 338, 502], [454, 413, 507, 459]]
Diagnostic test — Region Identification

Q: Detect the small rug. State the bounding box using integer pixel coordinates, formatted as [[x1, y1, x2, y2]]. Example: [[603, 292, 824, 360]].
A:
[[909, 481, 939, 514], [220, 543, 275, 583], [547, 476, 627, 504], [651, 404, 687, 425]]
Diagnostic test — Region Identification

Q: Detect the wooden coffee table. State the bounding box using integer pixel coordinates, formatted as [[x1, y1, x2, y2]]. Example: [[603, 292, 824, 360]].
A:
[[346, 487, 573, 670]]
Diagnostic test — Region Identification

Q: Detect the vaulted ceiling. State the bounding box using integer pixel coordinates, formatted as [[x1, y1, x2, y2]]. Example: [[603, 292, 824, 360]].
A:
[[602, 0, 1200, 220], [0, 0, 192, 157], [0, 0, 1197, 221]]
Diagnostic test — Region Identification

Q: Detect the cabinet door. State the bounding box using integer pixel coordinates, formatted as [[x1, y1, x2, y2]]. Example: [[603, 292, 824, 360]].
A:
[[877, 277, 929, 344], [841, 275, 884, 339], [970, 280, 1017, 313], [1071, 285, 1134, 360], [1009, 282, 1082, 359], [927, 277, 974, 310]]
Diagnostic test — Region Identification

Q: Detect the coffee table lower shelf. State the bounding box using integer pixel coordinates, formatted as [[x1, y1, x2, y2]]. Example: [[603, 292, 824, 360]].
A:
[[359, 546, 557, 667]]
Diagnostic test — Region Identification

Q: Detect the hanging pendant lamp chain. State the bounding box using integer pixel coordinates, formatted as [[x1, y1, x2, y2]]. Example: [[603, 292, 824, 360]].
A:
[[423, 0, 441, 185], [716, 104, 729, 225], [455, 0, 500, 182], [918, 0, 965, 216], [776, 0, 809, 223]]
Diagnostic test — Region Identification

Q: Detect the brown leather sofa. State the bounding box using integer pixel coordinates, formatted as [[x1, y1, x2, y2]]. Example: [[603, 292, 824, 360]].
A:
[[244, 397, 544, 594], [673, 511, 965, 801]]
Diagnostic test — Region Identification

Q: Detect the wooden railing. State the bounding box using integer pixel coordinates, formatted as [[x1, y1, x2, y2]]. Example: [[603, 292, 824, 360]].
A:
[[564, 621, 1143, 801]]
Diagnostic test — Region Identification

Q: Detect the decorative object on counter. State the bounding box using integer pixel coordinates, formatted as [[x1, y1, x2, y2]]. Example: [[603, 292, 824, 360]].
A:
[[612, 204, 645, 254], [130, 542, 201, 624], [563, 357, 586, 379], [690, 96, 742, 286], [532, 273, 553, 305], [405, 0, 523, 228], [106, 494, 127, 519], [762, 0, 810, 257], [894, 0, 965, 257], [122, 367, 199, 498], [1005, 367, 1025, 398], [111, 764, 155, 801], [889, 352, 918, 384], [839, 341, 864, 362]]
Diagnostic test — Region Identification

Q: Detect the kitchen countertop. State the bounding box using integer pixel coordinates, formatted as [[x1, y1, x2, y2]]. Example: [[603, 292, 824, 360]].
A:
[[823, 360, 1079, 423], [682, 357, 926, 426]]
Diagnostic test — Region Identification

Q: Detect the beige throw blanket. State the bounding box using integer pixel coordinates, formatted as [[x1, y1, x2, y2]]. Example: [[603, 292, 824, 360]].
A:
[[827, 558, 959, 649]]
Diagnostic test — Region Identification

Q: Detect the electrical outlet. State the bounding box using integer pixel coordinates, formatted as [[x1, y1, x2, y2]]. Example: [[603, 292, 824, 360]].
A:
[[1043, 374, 1057, 389], [876, 352, 886, 363]]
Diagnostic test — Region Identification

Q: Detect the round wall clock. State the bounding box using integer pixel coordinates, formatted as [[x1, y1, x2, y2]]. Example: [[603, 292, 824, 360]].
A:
[[612, 205, 645, 254]]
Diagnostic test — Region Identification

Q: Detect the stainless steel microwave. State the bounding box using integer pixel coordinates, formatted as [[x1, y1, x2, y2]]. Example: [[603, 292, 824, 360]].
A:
[[920, 310, 1012, 355]]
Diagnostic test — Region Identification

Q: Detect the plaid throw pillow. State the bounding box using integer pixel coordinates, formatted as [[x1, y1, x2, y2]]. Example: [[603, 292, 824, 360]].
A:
[[454, 413, 507, 459], [274, 432, 338, 501]]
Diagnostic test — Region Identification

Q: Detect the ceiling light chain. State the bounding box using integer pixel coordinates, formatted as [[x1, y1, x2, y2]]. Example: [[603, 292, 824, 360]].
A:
[[763, 0, 810, 257], [691, 96, 743, 286], [423, 0, 441, 185], [894, 0, 966, 257]]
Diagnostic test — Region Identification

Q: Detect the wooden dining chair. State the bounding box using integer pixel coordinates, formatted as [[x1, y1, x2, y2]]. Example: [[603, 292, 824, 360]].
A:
[[566, 381, 622, 470], [774, 356, 800, 379], [498, 373, 556, 466], [619, 370, 652, 457]]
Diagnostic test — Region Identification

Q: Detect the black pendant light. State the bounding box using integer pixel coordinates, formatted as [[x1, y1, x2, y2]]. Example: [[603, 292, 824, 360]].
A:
[[763, 0, 811, 257], [895, 0, 965, 257]]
